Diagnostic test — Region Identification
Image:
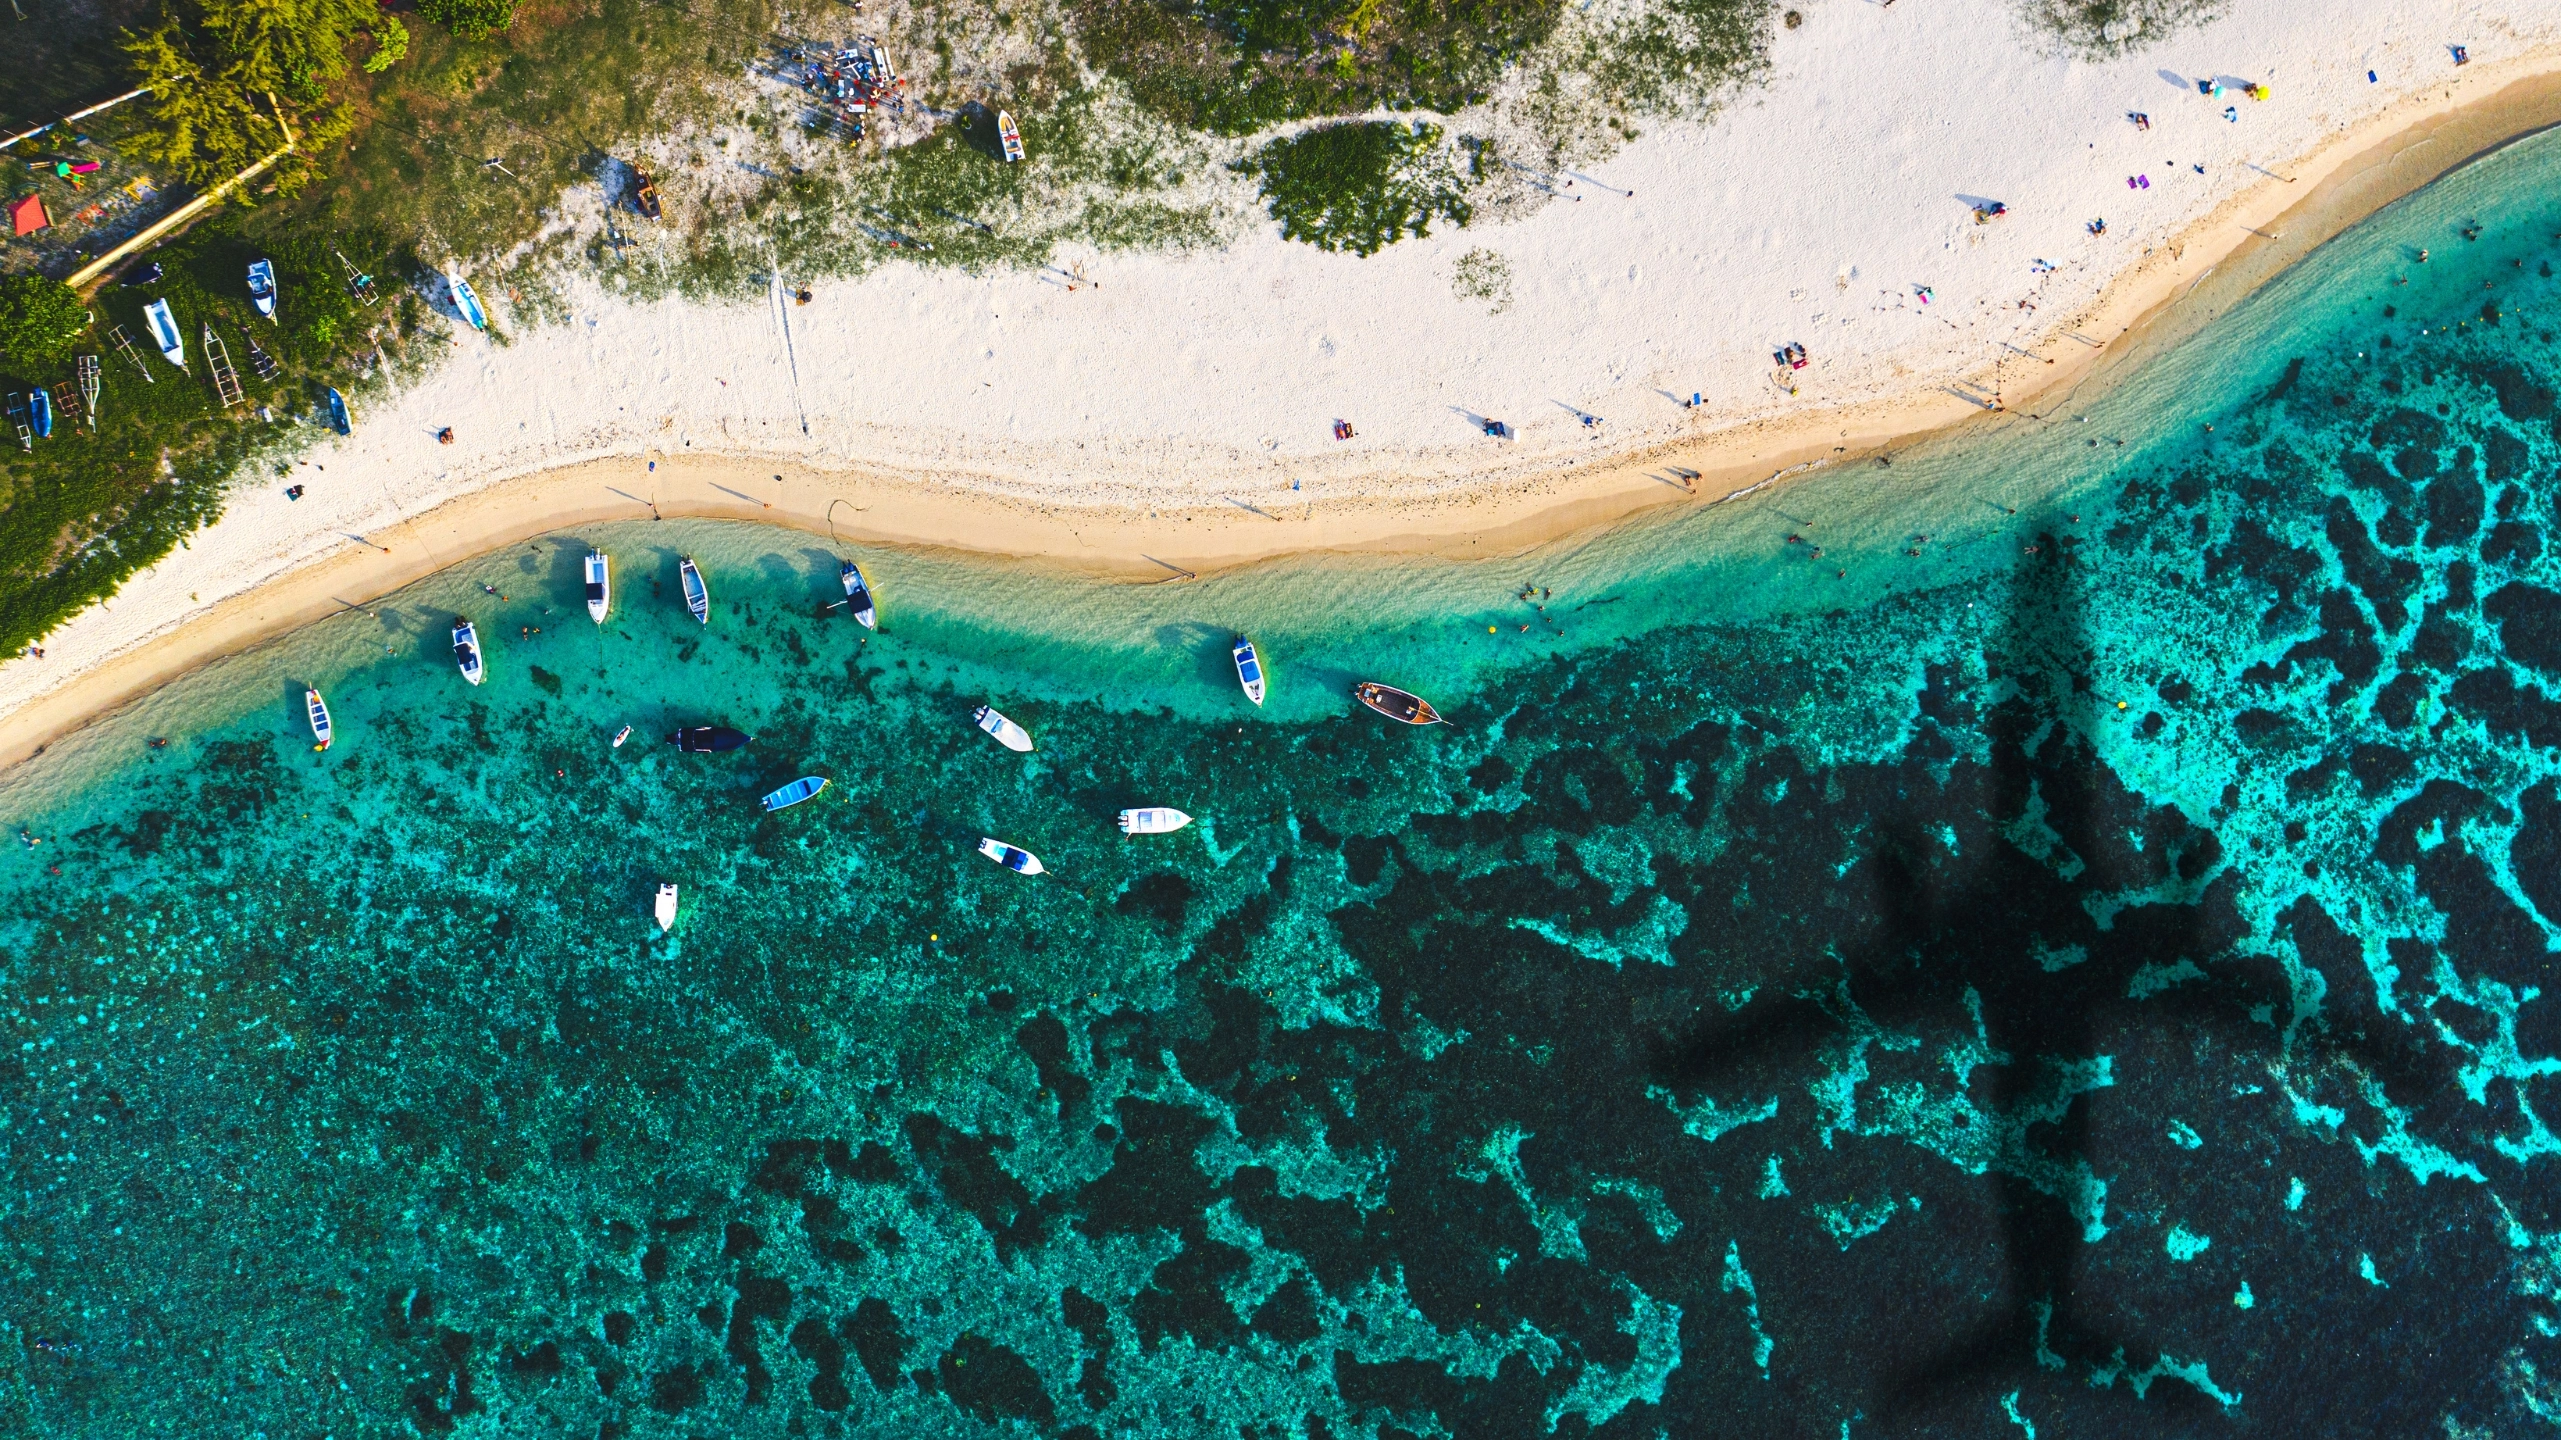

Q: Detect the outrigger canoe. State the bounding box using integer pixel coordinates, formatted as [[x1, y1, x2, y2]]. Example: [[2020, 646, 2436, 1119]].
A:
[[762, 776, 828, 812], [973, 705, 1033, 752], [839, 560, 877, 629]]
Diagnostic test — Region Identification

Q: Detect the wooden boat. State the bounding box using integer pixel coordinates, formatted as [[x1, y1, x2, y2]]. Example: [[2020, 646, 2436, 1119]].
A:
[[678, 557, 710, 624], [452, 618, 485, 686], [978, 837, 1044, 874], [306, 688, 333, 751], [1232, 635, 1265, 705], [1118, 807, 1192, 835], [1354, 681, 1443, 726], [973, 704, 1033, 752], [631, 166, 662, 221], [26, 388, 49, 440], [143, 298, 185, 369], [585, 549, 610, 623], [653, 883, 678, 932], [326, 387, 350, 436], [839, 560, 876, 629], [761, 776, 828, 812], [668, 725, 749, 753], [446, 263, 488, 332], [997, 110, 1025, 163], [247, 259, 278, 321]]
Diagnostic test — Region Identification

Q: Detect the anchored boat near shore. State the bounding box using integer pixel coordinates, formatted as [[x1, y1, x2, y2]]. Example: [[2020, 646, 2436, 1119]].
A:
[[452, 618, 484, 685], [1233, 636, 1266, 706], [306, 689, 332, 751], [838, 560, 877, 629], [974, 705, 1033, 752], [1355, 682, 1443, 726], [978, 837, 1043, 873], [585, 550, 611, 623], [654, 883, 678, 932], [1119, 807, 1191, 835], [761, 776, 828, 812], [679, 557, 711, 624], [670, 725, 749, 753]]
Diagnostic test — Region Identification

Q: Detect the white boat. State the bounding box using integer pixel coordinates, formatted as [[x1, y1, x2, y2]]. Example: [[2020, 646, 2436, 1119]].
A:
[[143, 299, 185, 369], [446, 263, 488, 331], [1232, 636, 1266, 706], [452, 618, 485, 685], [585, 549, 610, 623], [1119, 807, 1192, 835], [974, 705, 1033, 752], [306, 688, 333, 751], [654, 883, 678, 932], [679, 557, 710, 624], [246, 259, 278, 321], [997, 110, 1025, 163], [978, 837, 1044, 874], [612, 725, 632, 747], [839, 560, 876, 629]]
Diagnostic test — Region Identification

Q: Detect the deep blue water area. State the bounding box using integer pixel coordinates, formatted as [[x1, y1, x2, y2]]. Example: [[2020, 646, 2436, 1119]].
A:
[[7, 132, 2561, 1438]]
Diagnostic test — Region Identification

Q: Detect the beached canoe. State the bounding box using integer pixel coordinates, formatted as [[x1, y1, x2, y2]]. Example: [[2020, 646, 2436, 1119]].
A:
[[978, 837, 1044, 873], [974, 705, 1033, 752], [1118, 808, 1192, 835], [1354, 681, 1443, 726], [761, 776, 828, 812], [446, 263, 488, 332]]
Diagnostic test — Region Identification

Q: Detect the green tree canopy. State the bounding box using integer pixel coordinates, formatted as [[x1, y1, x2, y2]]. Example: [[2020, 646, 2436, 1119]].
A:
[[0, 277, 91, 372], [121, 0, 373, 185], [417, 0, 516, 41]]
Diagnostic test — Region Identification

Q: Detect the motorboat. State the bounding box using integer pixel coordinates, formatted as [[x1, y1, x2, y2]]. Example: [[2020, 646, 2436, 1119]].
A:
[[997, 110, 1025, 162], [1118, 808, 1192, 835], [143, 298, 185, 369], [326, 387, 350, 436], [679, 557, 710, 624], [973, 705, 1032, 752], [585, 550, 610, 623], [306, 688, 332, 751], [1233, 636, 1265, 706], [1354, 681, 1443, 726], [839, 560, 876, 629], [654, 883, 678, 932], [761, 776, 828, 812], [978, 837, 1044, 874], [247, 259, 278, 321], [453, 618, 484, 685], [669, 725, 749, 753]]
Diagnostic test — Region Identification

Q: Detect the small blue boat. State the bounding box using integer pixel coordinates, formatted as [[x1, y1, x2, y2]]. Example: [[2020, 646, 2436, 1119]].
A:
[[1232, 635, 1265, 706], [761, 776, 828, 812], [27, 389, 51, 440], [327, 388, 350, 436]]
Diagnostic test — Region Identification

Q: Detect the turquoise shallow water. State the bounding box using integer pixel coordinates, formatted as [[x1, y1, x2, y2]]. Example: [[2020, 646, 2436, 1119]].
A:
[[7, 128, 2561, 1438]]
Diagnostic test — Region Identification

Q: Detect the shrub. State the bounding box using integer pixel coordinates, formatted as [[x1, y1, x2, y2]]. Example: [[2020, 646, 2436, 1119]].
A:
[[1246, 121, 1470, 257], [419, 0, 517, 40], [0, 276, 90, 370]]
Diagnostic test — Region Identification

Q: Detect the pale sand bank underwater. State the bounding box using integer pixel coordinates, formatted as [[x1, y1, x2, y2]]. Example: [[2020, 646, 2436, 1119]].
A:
[[8, 0, 2561, 765]]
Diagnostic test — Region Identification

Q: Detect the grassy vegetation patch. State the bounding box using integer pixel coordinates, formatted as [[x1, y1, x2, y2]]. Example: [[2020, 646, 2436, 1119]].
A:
[[1244, 119, 1468, 256], [2019, 0, 2223, 57], [1451, 246, 1511, 311]]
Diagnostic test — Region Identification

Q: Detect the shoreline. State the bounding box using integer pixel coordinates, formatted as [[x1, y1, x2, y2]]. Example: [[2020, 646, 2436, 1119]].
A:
[[8, 54, 2561, 768]]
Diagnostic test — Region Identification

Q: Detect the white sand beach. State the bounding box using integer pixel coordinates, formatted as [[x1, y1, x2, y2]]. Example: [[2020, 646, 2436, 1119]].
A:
[[7, 0, 2561, 760]]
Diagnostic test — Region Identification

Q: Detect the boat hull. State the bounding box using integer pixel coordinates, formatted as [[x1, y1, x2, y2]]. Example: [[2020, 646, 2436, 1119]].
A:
[[1354, 682, 1442, 725], [669, 726, 750, 753], [453, 621, 484, 686], [679, 558, 710, 624], [306, 690, 332, 751], [586, 551, 611, 624], [761, 776, 828, 812], [1233, 637, 1265, 706], [1119, 808, 1192, 835], [446, 265, 488, 331], [144, 299, 185, 368], [974, 705, 1033, 752], [326, 388, 350, 437], [978, 838, 1044, 874], [841, 562, 877, 629]]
